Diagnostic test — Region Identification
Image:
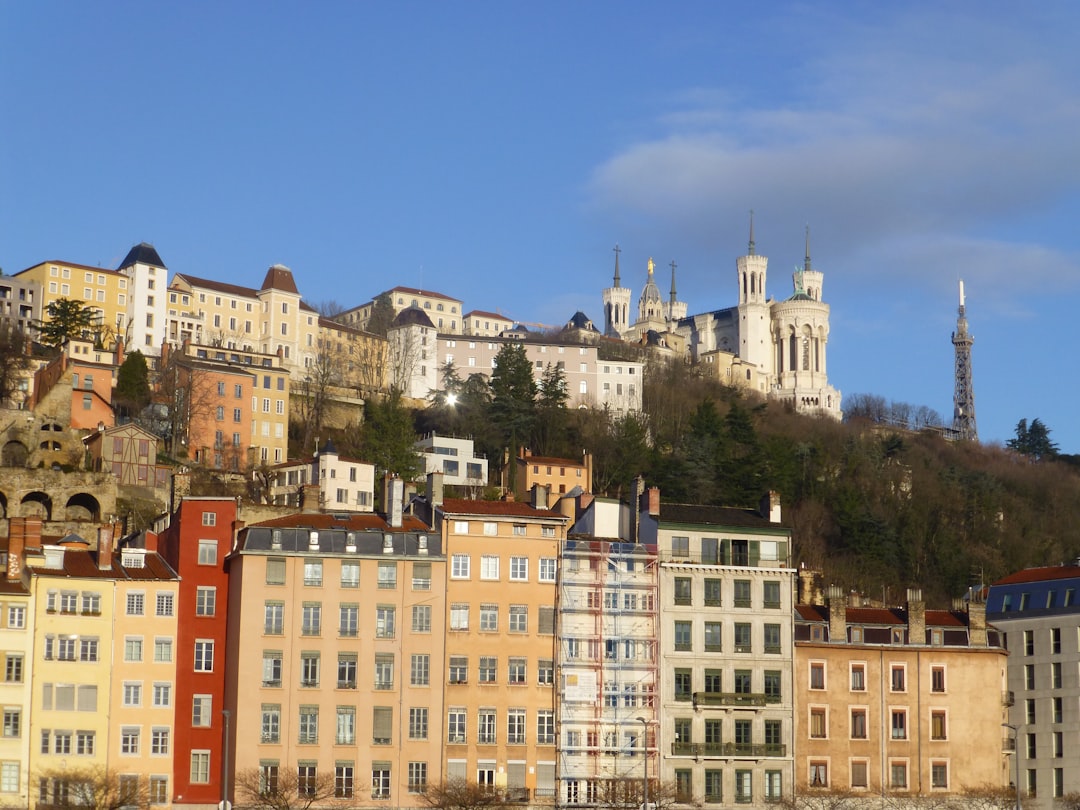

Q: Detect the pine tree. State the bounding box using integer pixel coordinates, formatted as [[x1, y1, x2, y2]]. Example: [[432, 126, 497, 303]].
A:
[[489, 342, 537, 490]]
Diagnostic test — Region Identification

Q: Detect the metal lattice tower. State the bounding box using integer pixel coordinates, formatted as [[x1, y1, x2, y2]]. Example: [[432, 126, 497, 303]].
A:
[[952, 280, 978, 441]]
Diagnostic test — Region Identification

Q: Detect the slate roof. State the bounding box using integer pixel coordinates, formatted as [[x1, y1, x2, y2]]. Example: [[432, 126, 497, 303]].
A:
[[240, 523, 441, 557], [118, 242, 166, 270], [658, 502, 784, 530], [392, 306, 435, 329], [173, 274, 259, 299], [252, 512, 430, 532], [795, 604, 969, 628], [439, 498, 566, 520]]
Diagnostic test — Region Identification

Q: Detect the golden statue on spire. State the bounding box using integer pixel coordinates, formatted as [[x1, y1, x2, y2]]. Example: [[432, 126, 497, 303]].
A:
[[647, 257, 655, 275]]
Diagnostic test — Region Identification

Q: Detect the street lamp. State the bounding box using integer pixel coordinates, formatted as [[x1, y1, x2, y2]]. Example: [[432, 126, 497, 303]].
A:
[[1002, 723, 1020, 810], [636, 717, 649, 810]]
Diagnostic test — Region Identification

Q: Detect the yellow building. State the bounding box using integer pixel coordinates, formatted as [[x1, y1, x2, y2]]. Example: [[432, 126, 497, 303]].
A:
[[14, 261, 130, 346], [426, 485, 568, 804], [225, 505, 444, 807], [794, 582, 1010, 796], [0, 519, 37, 808]]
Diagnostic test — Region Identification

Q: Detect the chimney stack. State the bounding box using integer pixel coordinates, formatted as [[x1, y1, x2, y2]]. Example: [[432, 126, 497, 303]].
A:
[[629, 476, 646, 546], [759, 491, 782, 523], [531, 484, 550, 510], [426, 472, 444, 509], [97, 526, 115, 571], [827, 585, 847, 643], [386, 476, 404, 528], [967, 591, 988, 647], [906, 588, 926, 645], [645, 487, 660, 517]]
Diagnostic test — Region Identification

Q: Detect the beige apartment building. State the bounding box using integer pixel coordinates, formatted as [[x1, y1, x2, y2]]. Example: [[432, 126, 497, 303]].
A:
[[224, 506, 444, 807], [14, 261, 129, 345], [794, 582, 1010, 797], [418, 482, 568, 805]]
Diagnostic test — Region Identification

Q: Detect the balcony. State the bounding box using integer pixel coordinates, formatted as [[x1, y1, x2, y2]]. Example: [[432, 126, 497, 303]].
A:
[[337, 680, 357, 690], [505, 788, 530, 803], [672, 742, 787, 758], [693, 691, 776, 709], [261, 733, 279, 744], [1002, 736, 1016, 753], [262, 679, 281, 688], [1003, 691, 1015, 707]]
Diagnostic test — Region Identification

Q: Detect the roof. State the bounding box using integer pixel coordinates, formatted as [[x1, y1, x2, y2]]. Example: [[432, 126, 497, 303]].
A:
[[173, 273, 259, 300], [252, 512, 430, 532], [992, 565, 1080, 586], [240, 525, 440, 556], [795, 604, 968, 627], [28, 547, 178, 580], [658, 502, 783, 530], [260, 264, 299, 294], [464, 309, 510, 321], [118, 242, 166, 270], [15, 260, 123, 278], [565, 311, 599, 331], [521, 454, 586, 468], [438, 498, 566, 520], [388, 285, 461, 303], [392, 306, 435, 329]]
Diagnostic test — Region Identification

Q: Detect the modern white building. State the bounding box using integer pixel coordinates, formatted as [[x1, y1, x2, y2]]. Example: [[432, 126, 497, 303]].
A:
[[415, 432, 488, 487], [264, 440, 375, 512]]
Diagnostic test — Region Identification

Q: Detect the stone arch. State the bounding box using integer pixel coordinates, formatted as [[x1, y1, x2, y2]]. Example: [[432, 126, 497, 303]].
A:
[[2, 440, 28, 467], [0, 492, 6, 518], [39, 440, 62, 451], [20, 492, 52, 521], [64, 493, 100, 522]]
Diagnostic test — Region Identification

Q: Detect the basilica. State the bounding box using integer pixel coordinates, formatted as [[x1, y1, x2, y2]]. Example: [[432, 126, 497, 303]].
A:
[[602, 220, 842, 419]]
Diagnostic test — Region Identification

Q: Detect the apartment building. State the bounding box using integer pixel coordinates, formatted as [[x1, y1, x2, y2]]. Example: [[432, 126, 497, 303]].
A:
[[463, 310, 515, 337], [794, 581, 1009, 797], [13, 261, 128, 346], [558, 492, 658, 808], [0, 274, 40, 335], [987, 564, 1080, 807], [515, 450, 592, 506], [29, 337, 119, 431], [417, 483, 568, 805], [224, 506, 442, 807], [338, 286, 464, 335], [415, 432, 488, 488], [265, 441, 376, 512], [0, 519, 36, 809], [155, 496, 239, 809], [639, 490, 794, 807]]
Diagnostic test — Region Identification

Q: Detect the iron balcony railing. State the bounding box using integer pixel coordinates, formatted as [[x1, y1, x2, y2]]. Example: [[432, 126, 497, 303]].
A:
[[693, 691, 780, 708], [672, 742, 787, 758]]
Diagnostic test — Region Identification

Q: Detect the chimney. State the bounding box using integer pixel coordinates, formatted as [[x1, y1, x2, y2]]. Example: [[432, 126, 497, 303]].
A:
[[426, 471, 444, 508], [170, 471, 191, 514], [114, 336, 125, 366], [144, 530, 159, 553], [582, 450, 593, 494], [906, 588, 926, 645], [386, 476, 404, 528], [531, 484, 550, 510], [827, 585, 847, 643], [759, 491, 781, 523], [6, 518, 27, 581], [629, 476, 646, 546], [301, 483, 321, 513], [967, 591, 988, 647], [97, 526, 115, 571], [645, 487, 660, 517], [797, 567, 820, 606]]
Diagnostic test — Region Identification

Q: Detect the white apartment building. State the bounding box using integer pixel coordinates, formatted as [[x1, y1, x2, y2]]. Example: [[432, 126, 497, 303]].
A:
[[118, 243, 170, 355], [265, 441, 376, 512], [414, 433, 488, 487]]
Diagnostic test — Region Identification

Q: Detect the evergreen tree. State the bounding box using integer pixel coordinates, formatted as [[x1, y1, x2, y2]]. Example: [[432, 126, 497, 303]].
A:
[[365, 292, 397, 338], [489, 342, 537, 490], [533, 362, 569, 456], [0, 321, 30, 406], [114, 350, 151, 422], [1007, 417, 1059, 461], [37, 298, 99, 348], [361, 391, 423, 485]]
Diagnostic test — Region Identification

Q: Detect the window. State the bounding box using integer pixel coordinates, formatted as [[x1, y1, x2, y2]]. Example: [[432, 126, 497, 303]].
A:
[[450, 604, 469, 631], [704, 621, 722, 652], [764, 670, 781, 701], [81, 592, 100, 614], [3, 656, 22, 683], [123, 682, 142, 707], [154, 638, 172, 662], [674, 668, 692, 701], [151, 728, 170, 755], [890, 762, 908, 789], [375, 654, 394, 690], [409, 708, 428, 740], [850, 662, 866, 691], [763, 580, 781, 608], [732, 622, 751, 652], [734, 580, 751, 607], [412, 605, 431, 633], [851, 708, 867, 739], [301, 653, 320, 687], [263, 651, 283, 686], [508, 657, 526, 684], [539, 606, 555, 635], [891, 710, 907, 740], [336, 707, 356, 744], [301, 603, 321, 636], [507, 709, 526, 744], [931, 710, 947, 740], [1052, 626, 1061, 654], [931, 665, 945, 693], [377, 562, 397, 589], [735, 769, 752, 804], [810, 707, 827, 738], [264, 602, 284, 634], [408, 762, 427, 794], [1053, 661, 1062, 689], [126, 592, 145, 616], [674, 577, 692, 605], [449, 657, 468, 684], [376, 606, 395, 638], [764, 623, 781, 653], [674, 621, 692, 651], [538, 710, 555, 744], [265, 557, 286, 585], [704, 578, 721, 606], [765, 771, 783, 802], [193, 695, 213, 727], [479, 656, 496, 683], [412, 562, 431, 590], [891, 665, 906, 692], [538, 658, 554, 685], [196, 587, 216, 616], [121, 727, 139, 754], [480, 555, 500, 580], [810, 662, 825, 689], [539, 558, 557, 582], [448, 709, 466, 742], [299, 706, 319, 744], [851, 760, 869, 789], [809, 762, 828, 788], [335, 764, 353, 799], [303, 560, 323, 586], [201, 511, 217, 526], [371, 764, 391, 799], [451, 554, 470, 579], [1024, 629, 1034, 655], [510, 556, 528, 581], [509, 605, 527, 632], [411, 654, 430, 686], [1, 711, 19, 738], [7, 607, 24, 629], [705, 770, 723, 803], [197, 540, 217, 565], [373, 706, 393, 745], [671, 536, 689, 557]]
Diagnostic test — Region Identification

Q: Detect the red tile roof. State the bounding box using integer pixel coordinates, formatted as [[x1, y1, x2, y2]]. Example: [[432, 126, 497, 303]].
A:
[[173, 273, 259, 299], [439, 498, 566, 519], [389, 285, 461, 303], [796, 604, 968, 627], [992, 565, 1080, 586]]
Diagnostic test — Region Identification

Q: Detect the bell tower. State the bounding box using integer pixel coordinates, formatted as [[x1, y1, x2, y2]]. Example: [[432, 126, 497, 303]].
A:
[[602, 244, 631, 337]]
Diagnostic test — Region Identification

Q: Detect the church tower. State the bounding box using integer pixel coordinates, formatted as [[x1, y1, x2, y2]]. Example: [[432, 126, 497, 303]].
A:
[[602, 244, 631, 337], [667, 260, 687, 323], [736, 212, 771, 370], [637, 257, 664, 323], [952, 280, 978, 441]]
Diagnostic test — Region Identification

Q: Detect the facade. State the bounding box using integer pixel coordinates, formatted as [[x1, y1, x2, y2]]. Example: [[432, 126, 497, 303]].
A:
[[987, 565, 1080, 807], [265, 442, 376, 512], [0, 274, 41, 335], [415, 433, 488, 488], [224, 507, 441, 807], [338, 286, 464, 335], [558, 494, 659, 808], [12, 260, 128, 347], [464, 310, 515, 337], [118, 243, 170, 355], [515, 451, 592, 506], [29, 338, 118, 432], [638, 490, 795, 807], [83, 422, 160, 487], [155, 496, 239, 809], [0, 519, 36, 809], [420, 488, 569, 806], [794, 583, 1009, 798], [602, 224, 841, 419]]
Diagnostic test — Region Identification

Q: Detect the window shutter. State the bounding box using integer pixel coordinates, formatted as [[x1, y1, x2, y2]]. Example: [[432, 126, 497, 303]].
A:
[[372, 707, 392, 744]]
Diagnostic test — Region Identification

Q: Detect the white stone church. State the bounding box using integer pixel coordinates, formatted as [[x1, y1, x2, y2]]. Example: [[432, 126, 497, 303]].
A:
[[602, 220, 842, 419]]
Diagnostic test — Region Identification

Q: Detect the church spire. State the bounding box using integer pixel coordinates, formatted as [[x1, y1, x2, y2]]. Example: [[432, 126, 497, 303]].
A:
[[804, 225, 812, 272], [613, 244, 621, 287], [669, 260, 678, 300], [748, 210, 756, 256]]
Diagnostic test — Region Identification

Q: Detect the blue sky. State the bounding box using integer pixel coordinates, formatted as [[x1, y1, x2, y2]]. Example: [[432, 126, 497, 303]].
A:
[[4, 2, 1080, 451]]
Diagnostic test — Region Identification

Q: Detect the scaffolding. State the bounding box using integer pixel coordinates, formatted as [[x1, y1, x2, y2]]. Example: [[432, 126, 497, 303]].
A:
[[557, 537, 658, 806]]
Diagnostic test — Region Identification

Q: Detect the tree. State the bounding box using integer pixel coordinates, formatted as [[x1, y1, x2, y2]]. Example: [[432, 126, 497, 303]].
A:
[[958, 784, 1016, 810], [1056, 793, 1080, 810], [37, 298, 100, 348], [1007, 417, 1059, 461], [365, 292, 397, 338], [294, 340, 346, 454], [533, 362, 569, 455], [0, 320, 30, 406], [360, 389, 423, 483], [37, 765, 150, 810], [115, 350, 151, 421], [488, 342, 537, 490], [419, 779, 512, 810], [234, 766, 341, 810]]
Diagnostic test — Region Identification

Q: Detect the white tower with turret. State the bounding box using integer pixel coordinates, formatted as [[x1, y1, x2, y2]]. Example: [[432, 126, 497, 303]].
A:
[[602, 244, 632, 338], [737, 213, 772, 370]]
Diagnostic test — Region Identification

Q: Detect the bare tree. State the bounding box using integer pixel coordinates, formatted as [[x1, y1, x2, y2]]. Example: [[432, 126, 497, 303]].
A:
[[419, 779, 511, 810], [0, 320, 30, 406], [387, 325, 422, 395], [1056, 793, 1080, 810], [294, 338, 346, 453], [957, 785, 1016, 810], [37, 766, 150, 810], [234, 766, 341, 810], [594, 778, 680, 810]]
